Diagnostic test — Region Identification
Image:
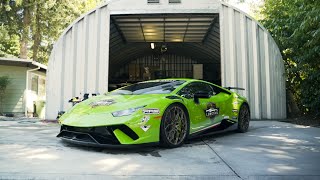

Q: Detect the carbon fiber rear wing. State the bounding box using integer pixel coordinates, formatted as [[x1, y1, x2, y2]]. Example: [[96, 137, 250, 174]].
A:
[[224, 87, 245, 91]]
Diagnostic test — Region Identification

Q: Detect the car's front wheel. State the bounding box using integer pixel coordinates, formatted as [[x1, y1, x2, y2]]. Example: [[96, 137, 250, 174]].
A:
[[237, 104, 250, 133], [160, 104, 189, 148]]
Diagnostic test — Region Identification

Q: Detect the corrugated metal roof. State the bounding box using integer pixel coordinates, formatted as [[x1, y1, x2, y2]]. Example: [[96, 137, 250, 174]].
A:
[[0, 57, 47, 70]]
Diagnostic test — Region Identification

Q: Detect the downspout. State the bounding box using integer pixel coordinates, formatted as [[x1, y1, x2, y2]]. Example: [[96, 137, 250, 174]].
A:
[[25, 67, 40, 117]]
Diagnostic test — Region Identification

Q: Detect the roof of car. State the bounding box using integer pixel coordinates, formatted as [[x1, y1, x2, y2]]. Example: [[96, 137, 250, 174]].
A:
[[145, 78, 199, 82]]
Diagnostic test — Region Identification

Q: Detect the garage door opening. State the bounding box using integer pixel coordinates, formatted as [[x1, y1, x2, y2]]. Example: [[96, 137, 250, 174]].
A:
[[108, 13, 220, 90]]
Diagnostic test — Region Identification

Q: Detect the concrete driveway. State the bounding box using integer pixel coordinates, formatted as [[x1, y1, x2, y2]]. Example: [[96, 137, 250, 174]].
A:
[[0, 118, 319, 180]]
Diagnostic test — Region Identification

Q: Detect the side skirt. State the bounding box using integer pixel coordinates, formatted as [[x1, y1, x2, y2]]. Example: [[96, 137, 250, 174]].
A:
[[188, 119, 237, 139]]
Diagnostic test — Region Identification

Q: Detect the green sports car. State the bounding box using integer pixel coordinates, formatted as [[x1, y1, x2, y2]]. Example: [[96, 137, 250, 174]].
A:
[[57, 79, 250, 148]]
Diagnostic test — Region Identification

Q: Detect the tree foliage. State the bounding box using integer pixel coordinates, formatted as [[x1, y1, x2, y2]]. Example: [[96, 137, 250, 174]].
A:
[[0, 0, 102, 63], [260, 0, 320, 113], [0, 25, 20, 57]]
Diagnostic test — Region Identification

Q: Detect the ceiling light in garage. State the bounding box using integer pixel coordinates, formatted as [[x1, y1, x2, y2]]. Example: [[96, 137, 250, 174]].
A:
[[172, 38, 183, 42], [144, 29, 157, 33]]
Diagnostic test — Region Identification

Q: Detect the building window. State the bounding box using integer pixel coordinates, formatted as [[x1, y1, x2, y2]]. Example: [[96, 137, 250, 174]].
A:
[[30, 74, 46, 98], [38, 78, 46, 97], [148, 0, 160, 4], [31, 75, 38, 94], [169, 0, 181, 3]]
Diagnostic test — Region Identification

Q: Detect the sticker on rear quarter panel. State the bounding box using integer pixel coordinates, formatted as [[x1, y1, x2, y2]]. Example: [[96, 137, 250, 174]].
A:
[[143, 108, 160, 114]]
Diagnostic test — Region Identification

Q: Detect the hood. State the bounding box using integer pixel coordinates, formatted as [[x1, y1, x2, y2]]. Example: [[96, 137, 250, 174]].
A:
[[59, 94, 167, 127], [72, 94, 167, 113]]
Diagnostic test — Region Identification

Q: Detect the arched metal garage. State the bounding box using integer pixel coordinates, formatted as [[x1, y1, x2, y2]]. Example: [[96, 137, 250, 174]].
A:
[[46, 0, 286, 120]]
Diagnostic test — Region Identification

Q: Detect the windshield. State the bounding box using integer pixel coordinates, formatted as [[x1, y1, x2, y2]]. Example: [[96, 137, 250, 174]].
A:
[[109, 80, 186, 95]]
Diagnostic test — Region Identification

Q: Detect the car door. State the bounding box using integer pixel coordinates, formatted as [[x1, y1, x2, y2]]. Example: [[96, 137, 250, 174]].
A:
[[177, 82, 221, 134], [208, 84, 235, 122]]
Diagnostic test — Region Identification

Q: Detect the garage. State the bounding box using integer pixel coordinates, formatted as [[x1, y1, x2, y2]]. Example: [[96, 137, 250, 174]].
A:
[[46, 0, 286, 120], [109, 13, 220, 86]]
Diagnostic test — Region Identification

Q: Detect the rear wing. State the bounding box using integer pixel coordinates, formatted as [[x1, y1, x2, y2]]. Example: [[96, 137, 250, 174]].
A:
[[224, 87, 245, 91]]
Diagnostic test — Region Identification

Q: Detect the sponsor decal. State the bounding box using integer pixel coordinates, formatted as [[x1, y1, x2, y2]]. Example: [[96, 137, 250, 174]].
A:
[[141, 125, 151, 132], [141, 116, 150, 123], [233, 102, 239, 105], [143, 108, 160, 114], [154, 115, 162, 120], [165, 96, 183, 101], [205, 102, 219, 119], [90, 99, 115, 107], [232, 109, 238, 112]]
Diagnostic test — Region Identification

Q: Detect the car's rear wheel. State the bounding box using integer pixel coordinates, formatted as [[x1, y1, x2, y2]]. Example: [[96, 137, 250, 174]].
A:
[[237, 104, 250, 133], [160, 104, 189, 148]]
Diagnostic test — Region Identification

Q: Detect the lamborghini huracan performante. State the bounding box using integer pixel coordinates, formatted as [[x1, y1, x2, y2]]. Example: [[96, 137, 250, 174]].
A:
[[57, 79, 250, 148]]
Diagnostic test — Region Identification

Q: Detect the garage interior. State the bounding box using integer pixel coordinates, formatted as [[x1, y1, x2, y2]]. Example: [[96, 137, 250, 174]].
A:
[[108, 13, 220, 89]]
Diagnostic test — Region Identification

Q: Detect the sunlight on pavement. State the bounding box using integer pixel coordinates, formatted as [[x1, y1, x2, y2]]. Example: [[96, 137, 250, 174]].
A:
[[16, 148, 60, 160], [235, 147, 261, 153], [9, 126, 42, 130], [267, 164, 298, 173], [235, 147, 294, 159], [258, 135, 309, 144], [93, 158, 141, 173], [26, 154, 59, 160], [16, 148, 48, 156], [269, 124, 312, 129], [265, 154, 295, 160]]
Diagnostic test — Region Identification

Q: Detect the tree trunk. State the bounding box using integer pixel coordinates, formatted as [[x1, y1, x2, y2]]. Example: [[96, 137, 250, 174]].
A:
[[20, 1, 32, 59], [0, 95, 3, 115], [286, 89, 301, 118], [32, 3, 41, 61]]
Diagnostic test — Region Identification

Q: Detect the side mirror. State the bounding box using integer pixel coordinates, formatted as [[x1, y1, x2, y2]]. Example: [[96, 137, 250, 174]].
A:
[[194, 91, 210, 104]]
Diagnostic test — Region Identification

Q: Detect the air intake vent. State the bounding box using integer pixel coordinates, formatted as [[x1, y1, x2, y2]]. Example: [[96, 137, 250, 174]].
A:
[[148, 0, 159, 3], [169, 0, 181, 3]]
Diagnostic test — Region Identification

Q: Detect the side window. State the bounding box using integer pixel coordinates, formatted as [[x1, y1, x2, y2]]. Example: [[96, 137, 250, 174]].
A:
[[178, 82, 213, 99], [209, 84, 230, 95]]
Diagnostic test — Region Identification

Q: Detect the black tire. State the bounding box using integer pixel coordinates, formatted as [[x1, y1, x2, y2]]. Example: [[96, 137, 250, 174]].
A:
[[160, 104, 189, 148], [237, 104, 250, 133]]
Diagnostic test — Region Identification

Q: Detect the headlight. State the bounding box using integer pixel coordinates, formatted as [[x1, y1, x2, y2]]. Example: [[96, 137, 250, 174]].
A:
[[112, 106, 145, 117]]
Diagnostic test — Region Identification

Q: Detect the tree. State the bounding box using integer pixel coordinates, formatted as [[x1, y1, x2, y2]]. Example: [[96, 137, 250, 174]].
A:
[[0, 25, 20, 57], [259, 0, 320, 114], [0, 0, 102, 63], [0, 76, 11, 115]]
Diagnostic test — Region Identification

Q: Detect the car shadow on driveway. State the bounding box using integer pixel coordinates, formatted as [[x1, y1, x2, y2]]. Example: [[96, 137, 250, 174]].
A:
[[58, 127, 241, 157]]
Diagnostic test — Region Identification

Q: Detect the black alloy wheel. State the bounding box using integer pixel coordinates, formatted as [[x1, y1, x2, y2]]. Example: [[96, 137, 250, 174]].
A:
[[237, 104, 250, 133]]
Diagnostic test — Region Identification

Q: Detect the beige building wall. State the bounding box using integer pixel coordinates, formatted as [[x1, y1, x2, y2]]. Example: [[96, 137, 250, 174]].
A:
[[0, 65, 27, 114], [0, 65, 46, 118]]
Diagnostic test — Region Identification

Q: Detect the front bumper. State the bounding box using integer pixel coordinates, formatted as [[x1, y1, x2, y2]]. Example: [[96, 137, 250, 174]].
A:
[[57, 125, 158, 147]]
